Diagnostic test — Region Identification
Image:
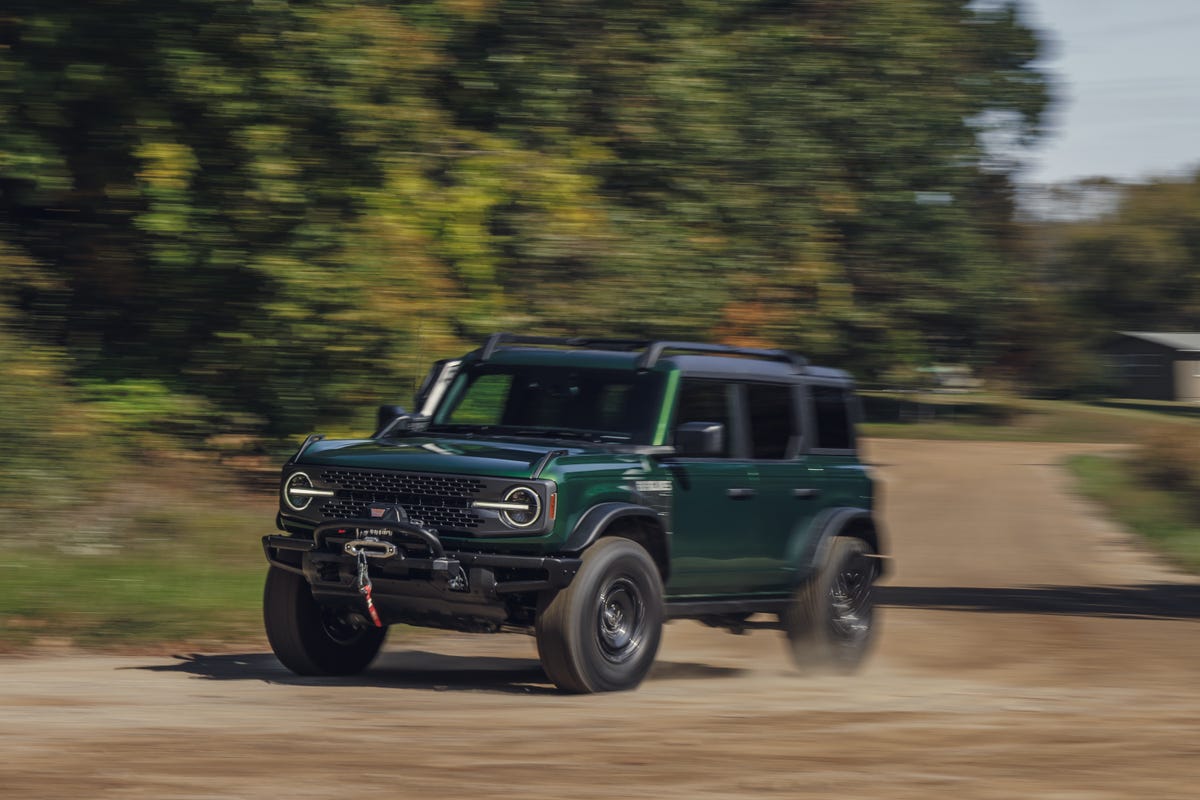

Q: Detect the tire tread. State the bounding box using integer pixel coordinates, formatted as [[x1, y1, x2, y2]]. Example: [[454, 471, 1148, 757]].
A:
[[535, 537, 664, 693], [263, 567, 385, 676]]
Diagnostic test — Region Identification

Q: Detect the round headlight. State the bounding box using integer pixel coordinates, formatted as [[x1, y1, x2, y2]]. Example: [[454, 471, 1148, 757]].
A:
[[500, 486, 541, 529], [283, 471, 315, 512]]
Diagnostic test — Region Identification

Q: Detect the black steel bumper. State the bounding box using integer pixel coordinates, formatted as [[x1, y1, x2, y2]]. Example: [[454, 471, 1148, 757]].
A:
[[262, 519, 581, 629]]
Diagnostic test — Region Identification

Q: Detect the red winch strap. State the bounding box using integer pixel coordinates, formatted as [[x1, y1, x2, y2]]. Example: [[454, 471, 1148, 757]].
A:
[[361, 582, 383, 628], [355, 548, 384, 628]]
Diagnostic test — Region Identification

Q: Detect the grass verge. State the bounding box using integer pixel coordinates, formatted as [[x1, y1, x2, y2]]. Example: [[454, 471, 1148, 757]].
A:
[[0, 486, 271, 652], [1066, 454, 1200, 573], [862, 393, 1200, 443]]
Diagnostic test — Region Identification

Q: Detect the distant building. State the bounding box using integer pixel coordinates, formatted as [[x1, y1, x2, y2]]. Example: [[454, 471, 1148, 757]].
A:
[[1107, 332, 1200, 401]]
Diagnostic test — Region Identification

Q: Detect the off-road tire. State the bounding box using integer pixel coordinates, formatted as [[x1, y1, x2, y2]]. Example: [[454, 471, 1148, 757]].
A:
[[781, 536, 877, 673], [263, 566, 386, 676], [535, 537, 665, 693]]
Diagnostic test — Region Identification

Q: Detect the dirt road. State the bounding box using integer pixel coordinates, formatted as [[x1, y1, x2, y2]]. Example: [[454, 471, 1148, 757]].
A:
[[3, 440, 1199, 799]]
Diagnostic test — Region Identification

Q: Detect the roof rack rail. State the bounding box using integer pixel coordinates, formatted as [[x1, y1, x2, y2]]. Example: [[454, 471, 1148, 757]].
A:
[[479, 333, 650, 361], [478, 333, 807, 372], [636, 342, 807, 371]]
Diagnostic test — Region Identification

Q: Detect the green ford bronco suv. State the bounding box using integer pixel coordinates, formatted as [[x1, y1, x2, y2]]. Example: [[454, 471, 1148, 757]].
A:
[[263, 334, 884, 693]]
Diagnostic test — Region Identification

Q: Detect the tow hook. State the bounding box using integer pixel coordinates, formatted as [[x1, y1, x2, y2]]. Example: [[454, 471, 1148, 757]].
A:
[[447, 564, 469, 593], [432, 558, 470, 592]]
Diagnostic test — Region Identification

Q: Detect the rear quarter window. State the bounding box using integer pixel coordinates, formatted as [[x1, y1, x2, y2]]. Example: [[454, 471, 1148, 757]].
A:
[[812, 385, 854, 451], [746, 382, 798, 459]]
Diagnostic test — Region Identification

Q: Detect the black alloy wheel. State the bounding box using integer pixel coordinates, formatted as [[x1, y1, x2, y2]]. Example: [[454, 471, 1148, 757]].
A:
[[536, 537, 664, 693], [263, 566, 386, 676], [781, 536, 878, 673], [596, 575, 648, 665]]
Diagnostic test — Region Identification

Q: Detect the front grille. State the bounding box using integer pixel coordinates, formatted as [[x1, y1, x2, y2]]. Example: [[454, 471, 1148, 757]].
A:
[[315, 468, 485, 530], [320, 470, 484, 497]]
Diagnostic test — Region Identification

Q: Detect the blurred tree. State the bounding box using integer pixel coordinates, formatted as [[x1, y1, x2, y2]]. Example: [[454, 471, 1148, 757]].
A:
[[0, 239, 108, 517], [2, 1, 490, 432], [429, 0, 1049, 377], [1017, 172, 1200, 395], [1054, 174, 1200, 330], [1, 0, 1049, 436]]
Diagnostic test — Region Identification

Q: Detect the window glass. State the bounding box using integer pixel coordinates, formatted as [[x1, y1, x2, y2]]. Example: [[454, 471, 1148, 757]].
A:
[[812, 385, 853, 450], [446, 374, 511, 425], [674, 380, 734, 457], [435, 366, 664, 443], [747, 383, 796, 459]]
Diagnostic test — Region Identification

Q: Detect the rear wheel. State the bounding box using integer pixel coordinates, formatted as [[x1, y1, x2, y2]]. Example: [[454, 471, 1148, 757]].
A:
[[781, 536, 877, 673], [536, 537, 664, 693], [263, 566, 385, 676]]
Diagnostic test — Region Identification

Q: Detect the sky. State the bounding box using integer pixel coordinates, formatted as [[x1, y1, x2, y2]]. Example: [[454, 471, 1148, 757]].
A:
[[1019, 0, 1200, 185]]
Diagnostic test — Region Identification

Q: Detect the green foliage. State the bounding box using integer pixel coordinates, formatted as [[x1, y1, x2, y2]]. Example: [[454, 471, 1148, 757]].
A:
[[0, 250, 113, 521], [1068, 454, 1200, 573], [79, 380, 223, 438], [1005, 173, 1200, 398], [862, 394, 1200, 443], [1133, 427, 1200, 518], [1033, 172, 1200, 350], [0, 500, 268, 648], [431, 0, 1049, 376], [0, 0, 1049, 441], [0, 327, 88, 518]]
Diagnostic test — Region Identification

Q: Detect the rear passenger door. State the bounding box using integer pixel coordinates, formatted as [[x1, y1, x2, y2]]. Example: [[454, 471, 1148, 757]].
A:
[[745, 381, 825, 593], [804, 382, 870, 512]]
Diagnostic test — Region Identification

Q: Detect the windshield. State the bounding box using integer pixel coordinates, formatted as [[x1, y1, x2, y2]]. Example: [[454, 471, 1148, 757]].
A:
[[429, 364, 665, 444]]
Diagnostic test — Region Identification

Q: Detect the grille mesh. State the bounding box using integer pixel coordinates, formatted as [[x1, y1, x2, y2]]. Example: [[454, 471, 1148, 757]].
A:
[[320, 470, 484, 497], [315, 468, 485, 530]]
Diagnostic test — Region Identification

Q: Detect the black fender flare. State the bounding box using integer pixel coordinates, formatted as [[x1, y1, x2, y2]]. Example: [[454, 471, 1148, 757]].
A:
[[795, 507, 886, 585], [561, 502, 670, 580]]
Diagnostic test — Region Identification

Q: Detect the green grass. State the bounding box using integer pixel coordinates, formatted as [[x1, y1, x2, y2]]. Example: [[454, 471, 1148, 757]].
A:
[[862, 393, 1200, 443], [0, 493, 271, 651], [6, 393, 1199, 652], [1066, 454, 1200, 573]]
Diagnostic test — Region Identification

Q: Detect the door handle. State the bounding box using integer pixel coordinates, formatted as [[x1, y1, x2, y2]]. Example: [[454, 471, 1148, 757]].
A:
[[792, 488, 821, 499], [726, 487, 756, 500]]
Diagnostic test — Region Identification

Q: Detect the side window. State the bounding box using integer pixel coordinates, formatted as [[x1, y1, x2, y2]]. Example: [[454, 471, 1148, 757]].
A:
[[747, 383, 797, 459], [597, 384, 632, 430], [812, 385, 854, 450], [674, 379, 735, 457]]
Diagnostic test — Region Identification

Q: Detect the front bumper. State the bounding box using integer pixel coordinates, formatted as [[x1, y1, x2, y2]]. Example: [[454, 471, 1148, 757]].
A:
[[262, 519, 581, 630]]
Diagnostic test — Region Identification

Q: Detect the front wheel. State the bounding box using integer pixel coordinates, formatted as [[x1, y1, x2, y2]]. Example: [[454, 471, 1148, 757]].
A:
[[781, 536, 878, 673], [263, 566, 386, 676], [535, 537, 665, 693]]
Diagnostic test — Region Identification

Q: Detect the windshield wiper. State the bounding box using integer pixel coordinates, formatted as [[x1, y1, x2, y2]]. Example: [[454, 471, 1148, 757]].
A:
[[427, 423, 632, 443], [496, 427, 630, 443], [426, 423, 493, 434]]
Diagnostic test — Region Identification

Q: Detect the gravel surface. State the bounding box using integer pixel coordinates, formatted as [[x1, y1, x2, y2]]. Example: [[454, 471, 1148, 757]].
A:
[[2, 440, 1198, 799]]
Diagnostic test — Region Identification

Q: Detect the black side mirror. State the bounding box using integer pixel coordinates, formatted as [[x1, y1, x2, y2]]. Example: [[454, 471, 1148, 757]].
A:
[[674, 421, 725, 457], [375, 405, 410, 437]]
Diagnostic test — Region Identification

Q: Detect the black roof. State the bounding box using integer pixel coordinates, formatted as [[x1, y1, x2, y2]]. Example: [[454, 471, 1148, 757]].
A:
[[472, 333, 854, 383]]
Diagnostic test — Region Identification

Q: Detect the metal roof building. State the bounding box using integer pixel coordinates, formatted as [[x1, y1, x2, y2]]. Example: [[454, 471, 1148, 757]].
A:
[[1107, 332, 1200, 401]]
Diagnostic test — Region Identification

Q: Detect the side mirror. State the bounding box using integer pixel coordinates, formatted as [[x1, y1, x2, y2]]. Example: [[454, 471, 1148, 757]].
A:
[[375, 405, 410, 437], [674, 421, 725, 457]]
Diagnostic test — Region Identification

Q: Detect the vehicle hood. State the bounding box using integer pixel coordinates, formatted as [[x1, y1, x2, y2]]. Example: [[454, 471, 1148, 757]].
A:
[[295, 435, 609, 479]]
